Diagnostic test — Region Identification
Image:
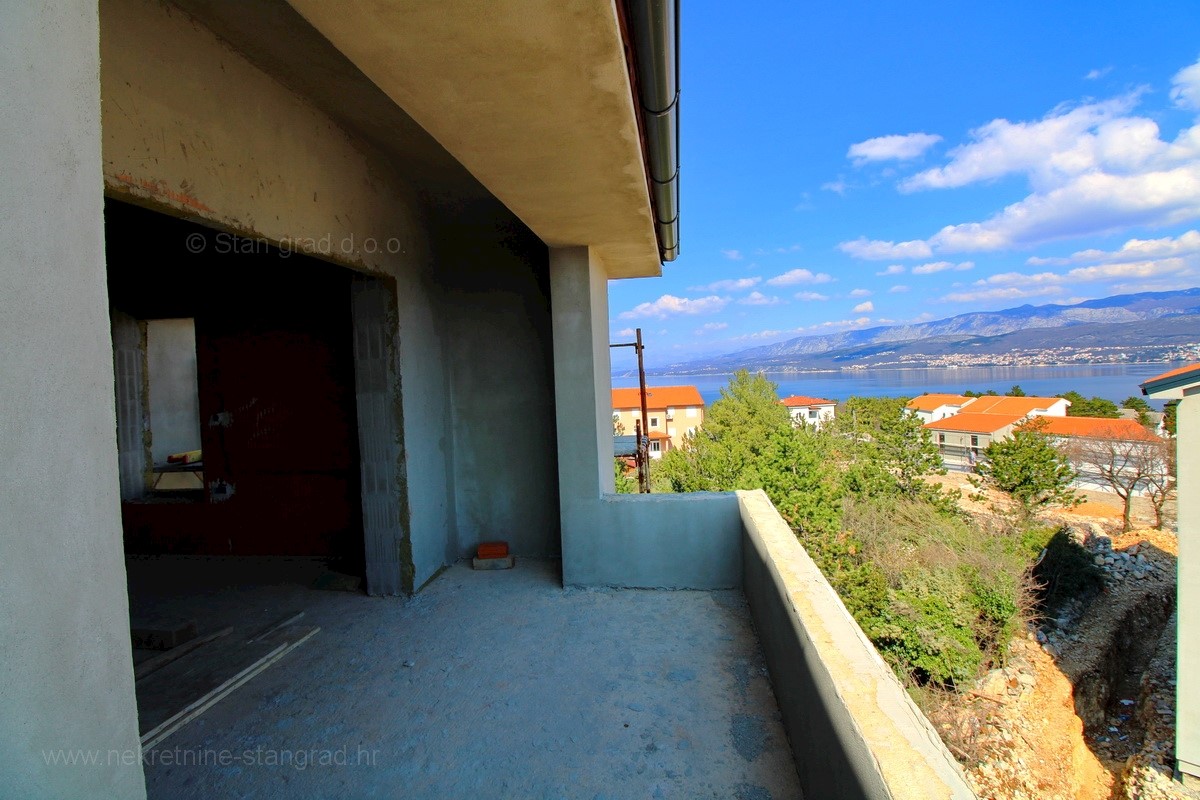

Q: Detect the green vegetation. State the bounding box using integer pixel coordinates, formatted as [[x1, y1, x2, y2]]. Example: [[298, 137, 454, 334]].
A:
[[1060, 390, 1120, 418], [653, 371, 1079, 690], [614, 458, 637, 493], [1121, 395, 1153, 428], [971, 418, 1079, 518], [1164, 399, 1179, 436]]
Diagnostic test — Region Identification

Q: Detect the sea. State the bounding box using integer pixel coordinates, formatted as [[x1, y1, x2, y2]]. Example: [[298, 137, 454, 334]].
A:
[[613, 363, 1188, 409]]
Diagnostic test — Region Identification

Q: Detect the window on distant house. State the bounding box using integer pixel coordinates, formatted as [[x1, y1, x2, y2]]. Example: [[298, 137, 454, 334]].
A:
[[650, 417, 659, 428], [971, 435, 979, 447], [808, 409, 818, 419], [650, 441, 660, 452], [938, 433, 945, 444]]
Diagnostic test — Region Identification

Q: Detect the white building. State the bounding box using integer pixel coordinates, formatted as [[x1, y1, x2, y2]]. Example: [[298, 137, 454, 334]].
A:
[[781, 395, 837, 428]]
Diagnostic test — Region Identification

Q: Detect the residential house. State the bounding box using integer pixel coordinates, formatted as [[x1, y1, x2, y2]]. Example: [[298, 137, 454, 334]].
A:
[[1038, 416, 1165, 494], [2, 2, 973, 798], [906, 393, 976, 423], [924, 413, 1025, 468], [1141, 363, 1200, 789], [612, 385, 704, 458], [957, 395, 1071, 418], [921, 395, 1075, 468], [781, 395, 837, 427]]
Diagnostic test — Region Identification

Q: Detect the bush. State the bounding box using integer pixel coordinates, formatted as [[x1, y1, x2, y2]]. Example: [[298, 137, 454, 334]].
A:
[[831, 498, 1033, 687]]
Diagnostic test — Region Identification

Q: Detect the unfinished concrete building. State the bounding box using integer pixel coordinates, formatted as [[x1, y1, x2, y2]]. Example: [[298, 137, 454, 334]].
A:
[[2, 1, 973, 797]]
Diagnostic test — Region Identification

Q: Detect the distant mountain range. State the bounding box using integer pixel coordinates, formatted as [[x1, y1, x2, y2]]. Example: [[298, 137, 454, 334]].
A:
[[641, 289, 1200, 376]]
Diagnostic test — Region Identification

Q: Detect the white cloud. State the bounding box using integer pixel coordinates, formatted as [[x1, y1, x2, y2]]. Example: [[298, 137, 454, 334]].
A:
[[1065, 256, 1196, 283], [822, 179, 849, 195], [849, 288, 873, 297], [921, 165, 1200, 253], [694, 322, 729, 335], [888, 284, 910, 293], [912, 260, 974, 275], [899, 95, 1144, 192], [848, 132, 943, 164], [738, 291, 783, 306], [834, 59, 1200, 260], [688, 276, 761, 292], [795, 291, 830, 301], [852, 300, 875, 313], [807, 317, 872, 330], [875, 264, 906, 276], [1027, 230, 1200, 266], [618, 294, 728, 320], [940, 286, 1065, 303], [973, 271, 1063, 287], [732, 329, 789, 342], [721, 249, 744, 261], [1085, 66, 1113, 81], [1171, 57, 1200, 111], [765, 268, 834, 286], [617, 328, 636, 337], [839, 237, 933, 260]]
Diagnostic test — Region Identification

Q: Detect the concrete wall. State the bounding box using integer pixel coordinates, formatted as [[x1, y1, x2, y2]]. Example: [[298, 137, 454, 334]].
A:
[[435, 219, 560, 559], [550, 247, 742, 588], [738, 490, 975, 800], [0, 2, 147, 797], [1178, 391, 1199, 786], [145, 318, 201, 464], [112, 311, 148, 500], [101, 0, 560, 589]]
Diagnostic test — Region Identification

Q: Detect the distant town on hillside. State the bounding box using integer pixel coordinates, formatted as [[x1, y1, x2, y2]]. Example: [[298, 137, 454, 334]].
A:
[[627, 289, 1200, 377]]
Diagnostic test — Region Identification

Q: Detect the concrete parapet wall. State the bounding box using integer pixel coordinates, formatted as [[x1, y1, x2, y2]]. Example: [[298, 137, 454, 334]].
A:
[[737, 490, 976, 800], [562, 492, 742, 588]]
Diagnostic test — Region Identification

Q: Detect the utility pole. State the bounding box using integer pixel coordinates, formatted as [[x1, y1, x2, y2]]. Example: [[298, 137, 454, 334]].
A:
[[610, 328, 650, 492]]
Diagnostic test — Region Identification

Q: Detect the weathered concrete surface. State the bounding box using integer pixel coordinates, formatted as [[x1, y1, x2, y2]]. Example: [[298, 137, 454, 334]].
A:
[[102, 0, 562, 586], [129, 558, 801, 799], [286, 0, 660, 278], [738, 490, 975, 800], [550, 246, 742, 589], [1172, 389, 1198, 785], [0, 2, 146, 797]]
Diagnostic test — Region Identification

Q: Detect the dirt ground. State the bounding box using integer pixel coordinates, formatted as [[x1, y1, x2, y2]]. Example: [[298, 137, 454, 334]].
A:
[[924, 472, 1193, 800]]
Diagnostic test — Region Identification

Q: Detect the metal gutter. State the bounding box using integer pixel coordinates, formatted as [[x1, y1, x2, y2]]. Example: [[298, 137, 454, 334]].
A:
[[623, 0, 680, 262]]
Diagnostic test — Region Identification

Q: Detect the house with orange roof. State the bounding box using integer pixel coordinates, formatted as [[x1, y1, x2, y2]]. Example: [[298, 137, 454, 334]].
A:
[[780, 395, 837, 428], [923, 413, 1025, 468], [905, 393, 976, 424], [612, 385, 704, 458], [1037, 416, 1161, 443], [1141, 362, 1200, 787], [957, 395, 1070, 418]]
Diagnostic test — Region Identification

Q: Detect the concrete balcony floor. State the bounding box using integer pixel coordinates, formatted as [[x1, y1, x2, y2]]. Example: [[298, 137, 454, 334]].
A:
[[129, 557, 802, 799]]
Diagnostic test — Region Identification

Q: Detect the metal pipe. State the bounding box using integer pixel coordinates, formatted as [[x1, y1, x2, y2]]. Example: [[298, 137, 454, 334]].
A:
[[626, 0, 680, 262], [635, 327, 650, 492]]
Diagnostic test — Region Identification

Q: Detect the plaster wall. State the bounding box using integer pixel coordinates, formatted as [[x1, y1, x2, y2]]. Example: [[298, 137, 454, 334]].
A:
[[738, 489, 975, 800], [550, 247, 741, 588], [101, 0, 560, 589], [146, 318, 201, 464], [112, 310, 148, 500], [0, 2, 146, 796], [1178, 390, 1199, 783], [431, 219, 559, 559]]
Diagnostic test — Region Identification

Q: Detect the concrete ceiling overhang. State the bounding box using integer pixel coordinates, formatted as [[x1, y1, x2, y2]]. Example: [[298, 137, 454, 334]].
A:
[[284, 0, 661, 279]]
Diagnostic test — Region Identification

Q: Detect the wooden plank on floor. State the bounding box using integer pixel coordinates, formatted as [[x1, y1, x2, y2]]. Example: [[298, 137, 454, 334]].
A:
[[247, 611, 305, 643], [138, 625, 319, 750], [135, 626, 234, 682]]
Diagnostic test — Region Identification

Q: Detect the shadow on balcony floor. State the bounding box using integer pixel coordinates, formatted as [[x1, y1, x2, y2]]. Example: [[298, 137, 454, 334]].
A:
[[131, 557, 802, 799]]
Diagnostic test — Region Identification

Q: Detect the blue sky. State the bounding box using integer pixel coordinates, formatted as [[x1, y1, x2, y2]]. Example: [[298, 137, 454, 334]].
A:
[[608, 2, 1200, 369]]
